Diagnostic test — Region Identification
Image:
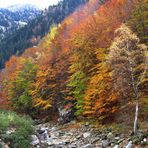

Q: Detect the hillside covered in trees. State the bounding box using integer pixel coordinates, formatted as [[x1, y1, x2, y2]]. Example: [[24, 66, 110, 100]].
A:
[[0, 0, 148, 147], [0, 4, 41, 40], [0, 0, 88, 69]]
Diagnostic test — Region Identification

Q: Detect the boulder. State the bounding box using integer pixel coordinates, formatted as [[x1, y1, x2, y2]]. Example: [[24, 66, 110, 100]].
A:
[[58, 104, 75, 124], [102, 139, 109, 147], [125, 141, 132, 148], [30, 135, 40, 146], [36, 127, 52, 143]]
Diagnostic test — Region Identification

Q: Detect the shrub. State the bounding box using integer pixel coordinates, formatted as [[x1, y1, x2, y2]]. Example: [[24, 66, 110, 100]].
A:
[[0, 110, 34, 148]]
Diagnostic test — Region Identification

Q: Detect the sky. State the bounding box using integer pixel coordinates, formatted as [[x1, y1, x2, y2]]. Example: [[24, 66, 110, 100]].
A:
[[0, 0, 61, 9]]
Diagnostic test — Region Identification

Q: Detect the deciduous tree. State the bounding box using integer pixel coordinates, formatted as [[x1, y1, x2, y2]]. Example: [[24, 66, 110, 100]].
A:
[[109, 24, 148, 134]]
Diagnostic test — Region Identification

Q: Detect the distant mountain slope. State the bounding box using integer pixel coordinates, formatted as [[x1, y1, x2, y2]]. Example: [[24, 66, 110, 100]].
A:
[[0, 4, 40, 39], [0, 0, 88, 69], [7, 4, 40, 23]]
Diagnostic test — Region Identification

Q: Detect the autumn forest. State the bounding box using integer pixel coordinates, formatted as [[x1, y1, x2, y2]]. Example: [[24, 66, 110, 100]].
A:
[[0, 0, 147, 147]]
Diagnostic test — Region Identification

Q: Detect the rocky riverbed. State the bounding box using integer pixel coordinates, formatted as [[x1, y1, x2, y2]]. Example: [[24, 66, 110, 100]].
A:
[[30, 121, 148, 148]]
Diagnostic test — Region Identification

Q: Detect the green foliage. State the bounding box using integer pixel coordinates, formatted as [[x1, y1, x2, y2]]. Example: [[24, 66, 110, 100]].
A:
[[68, 50, 88, 116], [68, 70, 87, 115], [128, 0, 148, 43], [9, 59, 38, 114], [39, 24, 59, 49], [0, 110, 33, 148]]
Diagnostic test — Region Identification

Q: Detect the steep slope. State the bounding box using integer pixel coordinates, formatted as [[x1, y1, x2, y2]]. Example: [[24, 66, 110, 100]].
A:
[[0, 4, 40, 39], [7, 4, 41, 23], [0, 0, 88, 69]]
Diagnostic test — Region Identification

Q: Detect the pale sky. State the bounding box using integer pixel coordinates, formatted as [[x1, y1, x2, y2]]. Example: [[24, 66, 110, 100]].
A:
[[0, 0, 61, 9]]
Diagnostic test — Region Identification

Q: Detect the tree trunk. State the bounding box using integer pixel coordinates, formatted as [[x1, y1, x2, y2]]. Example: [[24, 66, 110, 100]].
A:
[[128, 59, 139, 134], [134, 96, 139, 134]]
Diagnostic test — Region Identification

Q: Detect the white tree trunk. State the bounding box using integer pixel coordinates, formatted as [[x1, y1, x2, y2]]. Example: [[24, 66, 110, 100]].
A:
[[134, 97, 139, 134], [129, 60, 139, 134]]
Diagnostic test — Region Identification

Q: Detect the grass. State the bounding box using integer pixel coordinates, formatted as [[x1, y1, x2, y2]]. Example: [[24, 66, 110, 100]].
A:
[[0, 110, 34, 148]]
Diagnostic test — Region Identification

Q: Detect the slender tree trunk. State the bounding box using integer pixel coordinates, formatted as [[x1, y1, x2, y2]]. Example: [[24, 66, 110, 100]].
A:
[[129, 60, 139, 134], [134, 96, 139, 134]]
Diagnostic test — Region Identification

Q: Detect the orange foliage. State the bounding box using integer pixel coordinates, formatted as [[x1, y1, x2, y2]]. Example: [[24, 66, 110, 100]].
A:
[[0, 0, 139, 120]]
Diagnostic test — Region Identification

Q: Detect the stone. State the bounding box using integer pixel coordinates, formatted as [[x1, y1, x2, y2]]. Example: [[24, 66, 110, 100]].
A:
[[37, 129, 45, 134], [100, 134, 107, 140], [59, 131, 65, 136], [30, 135, 40, 146], [114, 145, 119, 148], [68, 144, 77, 148], [3, 145, 9, 148], [143, 138, 147, 142], [107, 132, 115, 140], [76, 135, 82, 139], [95, 142, 103, 148], [6, 128, 16, 135], [125, 141, 132, 148], [40, 127, 49, 131], [115, 137, 120, 141], [38, 128, 51, 141], [70, 120, 77, 124], [117, 138, 124, 144], [102, 140, 109, 147], [92, 138, 100, 143], [51, 127, 57, 131], [83, 132, 91, 138], [85, 122, 90, 126], [46, 141, 54, 146], [58, 105, 75, 124], [0, 139, 9, 148], [82, 144, 93, 148]]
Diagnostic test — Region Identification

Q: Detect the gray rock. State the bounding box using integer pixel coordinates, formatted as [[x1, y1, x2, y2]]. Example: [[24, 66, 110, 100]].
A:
[[68, 145, 77, 148], [82, 144, 93, 148], [100, 134, 107, 140], [95, 142, 103, 148], [58, 106, 75, 124], [83, 132, 91, 138], [92, 138, 100, 143], [102, 140, 109, 147], [115, 137, 120, 140], [38, 128, 51, 141], [114, 145, 119, 148], [107, 132, 115, 140], [125, 141, 132, 148], [76, 135, 82, 139], [30, 135, 40, 146], [6, 128, 16, 135], [143, 138, 147, 142], [70, 120, 77, 124]]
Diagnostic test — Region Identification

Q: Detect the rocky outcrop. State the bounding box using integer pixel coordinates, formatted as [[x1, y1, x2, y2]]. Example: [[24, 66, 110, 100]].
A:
[[58, 105, 75, 124]]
